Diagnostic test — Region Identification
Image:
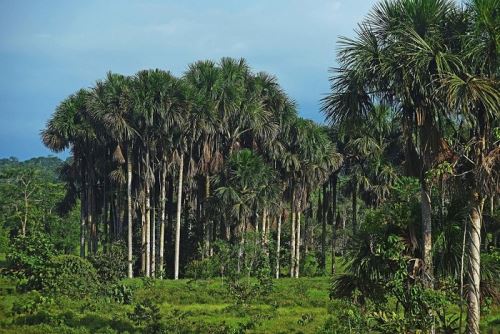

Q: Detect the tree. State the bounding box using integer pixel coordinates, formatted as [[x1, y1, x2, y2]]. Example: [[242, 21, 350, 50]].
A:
[[323, 0, 460, 287], [42, 89, 100, 257], [88, 73, 136, 277], [443, 0, 499, 326]]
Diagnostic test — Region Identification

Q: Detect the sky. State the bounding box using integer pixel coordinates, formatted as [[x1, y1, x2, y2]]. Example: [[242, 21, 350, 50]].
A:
[[0, 0, 377, 160]]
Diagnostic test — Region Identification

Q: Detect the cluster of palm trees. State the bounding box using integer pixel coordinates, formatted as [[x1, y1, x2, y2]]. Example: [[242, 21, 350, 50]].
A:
[[323, 0, 499, 332], [42, 57, 342, 281]]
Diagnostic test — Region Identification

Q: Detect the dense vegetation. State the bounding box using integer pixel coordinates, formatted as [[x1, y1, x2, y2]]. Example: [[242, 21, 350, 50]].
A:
[[0, 0, 498, 333]]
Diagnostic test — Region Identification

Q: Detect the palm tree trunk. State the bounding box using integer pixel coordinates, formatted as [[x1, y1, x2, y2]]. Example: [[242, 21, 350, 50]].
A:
[[102, 180, 108, 253], [261, 208, 267, 247], [295, 211, 301, 278], [352, 179, 357, 234], [290, 193, 296, 278], [276, 212, 282, 279], [467, 194, 484, 334], [237, 215, 245, 275], [459, 213, 467, 332], [205, 174, 210, 257], [421, 178, 433, 287], [127, 146, 133, 278], [255, 207, 259, 234], [151, 203, 156, 277], [145, 150, 151, 277], [330, 172, 338, 275], [266, 216, 271, 244], [264, 214, 270, 259], [80, 188, 86, 258], [303, 207, 309, 255], [320, 183, 326, 272], [141, 197, 146, 275], [174, 153, 184, 280], [87, 180, 93, 254], [159, 160, 166, 278]]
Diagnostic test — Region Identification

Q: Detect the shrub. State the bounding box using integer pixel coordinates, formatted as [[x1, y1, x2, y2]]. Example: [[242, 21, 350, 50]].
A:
[[5, 232, 55, 291], [11, 290, 53, 316], [105, 283, 134, 304], [88, 241, 127, 284], [301, 254, 321, 277], [320, 300, 371, 333], [128, 300, 161, 326], [184, 258, 219, 279], [41, 255, 99, 297]]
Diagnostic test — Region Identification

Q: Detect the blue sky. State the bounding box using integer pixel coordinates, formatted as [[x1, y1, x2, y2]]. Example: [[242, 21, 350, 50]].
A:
[[0, 0, 377, 159]]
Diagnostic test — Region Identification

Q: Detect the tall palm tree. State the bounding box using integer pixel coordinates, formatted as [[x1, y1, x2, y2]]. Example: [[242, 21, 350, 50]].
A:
[[172, 80, 190, 280], [42, 89, 99, 258], [183, 60, 221, 257], [130, 69, 186, 277], [282, 118, 341, 277], [323, 0, 459, 286], [445, 73, 499, 333], [88, 72, 137, 277], [443, 2, 499, 330]]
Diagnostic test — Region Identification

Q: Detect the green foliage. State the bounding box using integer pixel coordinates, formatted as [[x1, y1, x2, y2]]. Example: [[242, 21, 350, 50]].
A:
[[88, 241, 127, 284], [128, 299, 161, 326], [185, 236, 273, 281], [1, 276, 497, 333], [331, 191, 455, 332], [5, 234, 101, 298], [11, 291, 53, 316], [301, 254, 321, 277], [104, 283, 133, 304], [5, 232, 55, 291], [40, 255, 99, 297], [226, 277, 252, 305], [0, 158, 79, 255], [185, 258, 220, 280], [320, 300, 370, 333], [481, 249, 500, 304]]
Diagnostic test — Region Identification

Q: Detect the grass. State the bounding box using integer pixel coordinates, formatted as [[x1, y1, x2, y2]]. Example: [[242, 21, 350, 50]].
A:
[[0, 266, 498, 333], [0, 276, 332, 334], [125, 277, 332, 333]]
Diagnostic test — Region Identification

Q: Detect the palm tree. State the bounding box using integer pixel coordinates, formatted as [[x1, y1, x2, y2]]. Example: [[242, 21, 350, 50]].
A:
[[216, 149, 277, 275], [171, 80, 190, 280], [183, 60, 221, 257], [443, 1, 499, 328], [42, 89, 99, 258], [130, 69, 186, 277], [157, 79, 185, 279], [88, 72, 136, 277], [282, 118, 341, 277], [323, 0, 460, 286], [174, 150, 184, 280]]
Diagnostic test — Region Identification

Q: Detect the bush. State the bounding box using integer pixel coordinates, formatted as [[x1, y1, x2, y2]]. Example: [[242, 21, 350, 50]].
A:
[[105, 283, 134, 304], [301, 254, 321, 277], [88, 241, 127, 284], [5, 232, 55, 291], [41, 255, 99, 297], [184, 258, 219, 279], [320, 300, 370, 333], [11, 290, 53, 316]]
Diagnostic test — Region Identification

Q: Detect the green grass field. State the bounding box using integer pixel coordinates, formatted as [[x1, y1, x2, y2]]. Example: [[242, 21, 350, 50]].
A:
[[1, 275, 500, 333], [0, 249, 499, 333], [0, 276, 333, 334]]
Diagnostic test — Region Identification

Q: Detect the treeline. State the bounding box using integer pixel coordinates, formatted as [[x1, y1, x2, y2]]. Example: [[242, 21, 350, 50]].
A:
[[41, 58, 342, 280]]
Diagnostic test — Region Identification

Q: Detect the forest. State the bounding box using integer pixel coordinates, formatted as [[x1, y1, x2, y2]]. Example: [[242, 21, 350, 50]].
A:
[[0, 0, 499, 333]]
